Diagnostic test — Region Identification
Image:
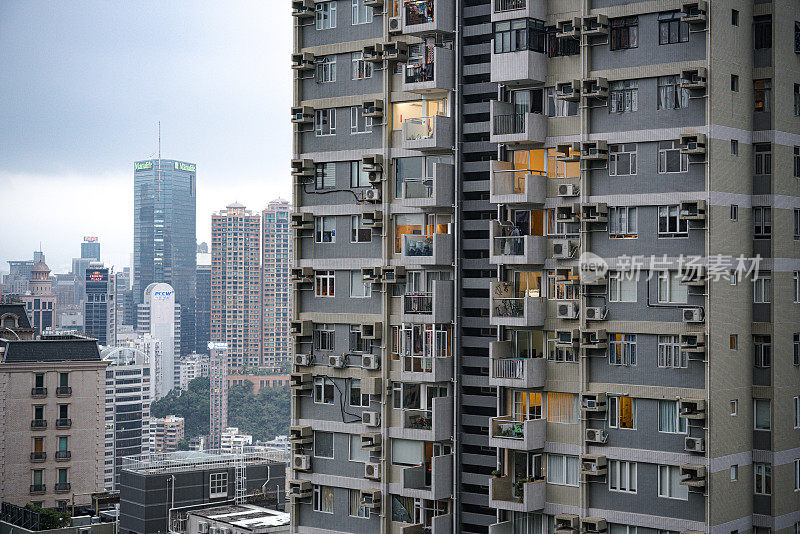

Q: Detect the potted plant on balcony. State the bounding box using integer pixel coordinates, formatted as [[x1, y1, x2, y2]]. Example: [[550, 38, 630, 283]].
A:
[[513, 477, 531, 500]]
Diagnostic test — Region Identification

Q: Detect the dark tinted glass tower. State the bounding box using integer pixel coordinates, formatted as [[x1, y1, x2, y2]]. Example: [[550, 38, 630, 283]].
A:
[[133, 159, 197, 356]]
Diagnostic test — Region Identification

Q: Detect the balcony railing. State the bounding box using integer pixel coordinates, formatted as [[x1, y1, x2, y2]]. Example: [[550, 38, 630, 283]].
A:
[[30, 452, 46, 462], [406, 61, 435, 84], [30, 484, 46, 494], [404, 292, 433, 314], [404, 235, 434, 257], [31, 419, 47, 430], [491, 357, 527, 379], [495, 0, 526, 11], [493, 297, 525, 318], [405, 0, 434, 25], [56, 418, 72, 429], [493, 113, 527, 135], [56, 450, 72, 461], [404, 117, 436, 141], [490, 475, 546, 512], [404, 178, 434, 200], [56, 386, 72, 397], [489, 345, 546, 388], [54, 482, 71, 493], [489, 416, 547, 450], [31, 387, 47, 397]]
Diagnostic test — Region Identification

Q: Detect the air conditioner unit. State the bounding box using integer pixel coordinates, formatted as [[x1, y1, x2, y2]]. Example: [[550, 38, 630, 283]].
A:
[[680, 133, 707, 155], [362, 99, 384, 118], [383, 41, 408, 62], [581, 517, 608, 534], [555, 81, 581, 102], [679, 464, 707, 488], [362, 267, 381, 283], [360, 322, 382, 339], [681, 67, 707, 89], [557, 184, 579, 197], [382, 266, 406, 283], [362, 211, 383, 228], [679, 398, 706, 419], [556, 204, 579, 222], [291, 52, 315, 71], [291, 0, 315, 17], [585, 428, 608, 444], [360, 489, 382, 509], [679, 333, 706, 352], [362, 44, 383, 63], [291, 106, 314, 124], [329, 355, 346, 368], [363, 411, 381, 427], [684, 436, 705, 453], [581, 329, 608, 349], [291, 158, 315, 177], [581, 393, 607, 412], [198, 522, 209, 534], [290, 319, 313, 337], [362, 354, 380, 370], [556, 142, 581, 161], [556, 329, 578, 345], [290, 372, 312, 391], [552, 239, 575, 259], [365, 462, 382, 480], [582, 14, 609, 36], [555, 514, 580, 534], [294, 354, 313, 367], [290, 425, 313, 444], [582, 78, 609, 100], [293, 454, 311, 471], [580, 454, 608, 477], [289, 479, 313, 499], [681, 1, 708, 24], [556, 302, 578, 320], [585, 307, 605, 321], [361, 432, 382, 451], [556, 18, 581, 39], [581, 140, 608, 160], [364, 188, 381, 202], [682, 307, 704, 323], [679, 200, 707, 220], [362, 154, 383, 172], [388, 16, 402, 34], [581, 203, 608, 223]]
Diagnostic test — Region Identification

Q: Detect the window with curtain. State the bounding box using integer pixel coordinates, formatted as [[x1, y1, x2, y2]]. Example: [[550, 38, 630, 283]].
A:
[[513, 391, 543, 421], [610, 16, 638, 50], [547, 392, 577, 424], [658, 11, 688, 44], [754, 79, 771, 112], [608, 272, 637, 301], [658, 272, 688, 303], [547, 454, 578, 486], [658, 465, 688, 499], [313, 485, 335, 513], [609, 461, 637, 493], [609, 81, 638, 113], [658, 335, 686, 368], [350, 488, 369, 517], [608, 207, 638, 238], [658, 400, 688, 433], [609, 334, 636, 366], [754, 463, 772, 494], [609, 396, 635, 428], [657, 76, 689, 110]]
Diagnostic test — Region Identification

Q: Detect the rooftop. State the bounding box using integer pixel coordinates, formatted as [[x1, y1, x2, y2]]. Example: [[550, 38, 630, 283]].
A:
[[189, 504, 290, 532], [1, 335, 101, 363], [120, 449, 289, 474]]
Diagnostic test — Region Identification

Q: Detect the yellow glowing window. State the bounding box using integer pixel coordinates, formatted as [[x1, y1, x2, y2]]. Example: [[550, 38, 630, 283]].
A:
[[547, 148, 580, 178], [513, 391, 543, 421]]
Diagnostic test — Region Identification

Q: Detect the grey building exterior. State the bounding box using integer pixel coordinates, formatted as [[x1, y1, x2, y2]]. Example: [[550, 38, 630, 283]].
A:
[[133, 158, 197, 356], [291, 2, 800, 534]]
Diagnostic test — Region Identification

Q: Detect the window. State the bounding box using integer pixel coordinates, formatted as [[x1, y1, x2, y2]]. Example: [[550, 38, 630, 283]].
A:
[[731, 465, 739, 481], [730, 334, 738, 350], [658, 272, 688, 304], [350, 161, 370, 187], [658, 141, 688, 174], [730, 204, 738, 221], [316, 56, 336, 83], [658, 205, 688, 237], [349, 324, 372, 354], [315, 270, 335, 297], [658, 76, 689, 110], [315, 108, 336, 136], [58, 436, 68, 451], [658, 465, 688, 500], [547, 333, 577, 362], [794, 396, 799, 426], [314, 431, 334, 458], [350, 106, 372, 134], [795, 147, 800, 179], [609, 80, 638, 113], [608, 273, 636, 302], [610, 16, 638, 50], [545, 87, 578, 117], [313, 323, 335, 351], [731, 74, 739, 92], [754, 206, 772, 238], [351, 215, 371, 243], [313, 377, 335, 404], [59, 373, 68, 387], [794, 85, 799, 116], [658, 400, 688, 433], [796, 21, 800, 53], [731, 399, 739, 416], [609, 460, 637, 493], [609, 144, 637, 176], [753, 16, 772, 49], [754, 399, 771, 430], [795, 334, 800, 366], [210, 472, 228, 498], [794, 272, 799, 303], [794, 459, 800, 491], [350, 270, 371, 298], [31, 469, 43, 486], [349, 379, 370, 407], [351, 0, 373, 25], [731, 139, 738, 156], [754, 463, 772, 495], [351, 52, 372, 80], [547, 28, 580, 57], [350, 488, 369, 517], [547, 454, 579, 486], [609, 334, 636, 366], [731, 9, 739, 26], [547, 392, 577, 424], [315, 162, 336, 190], [658, 335, 686, 369], [754, 79, 771, 112], [493, 18, 547, 54], [754, 144, 772, 175], [608, 207, 638, 238], [659, 12, 688, 44], [608, 396, 635, 429], [753, 275, 772, 303], [313, 485, 335, 513], [315, 216, 336, 243], [315, 2, 336, 30]]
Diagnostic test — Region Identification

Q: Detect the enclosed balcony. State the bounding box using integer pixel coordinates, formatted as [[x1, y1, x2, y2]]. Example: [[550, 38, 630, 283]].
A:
[[402, 115, 454, 152], [400, 233, 454, 267], [489, 101, 546, 145], [489, 221, 547, 266], [490, 0, 546, 22], [489, 416, 546, 451], [403, 47, 455, 94], [397, 396, 453, 441], [489, 341, 546, 388], [490, 281, 545, 327], [400, 453, 453, 500], [489, 160, 546, 206], [490, 28, 547, 86], [400, 354, 453, 383], [489, 475, 546, 512], [401, 514, 453, 534], [401, 0, 455, 36], [401, 162, 454, 209], [401, 280, 454, 324]]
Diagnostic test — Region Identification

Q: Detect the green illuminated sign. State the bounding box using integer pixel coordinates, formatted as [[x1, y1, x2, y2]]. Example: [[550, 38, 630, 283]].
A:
[[135, 161, 153, 171], [174, 162, 196, 172]]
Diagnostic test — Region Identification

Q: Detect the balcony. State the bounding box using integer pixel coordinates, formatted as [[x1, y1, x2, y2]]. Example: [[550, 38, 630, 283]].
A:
[[401, 515, 453, 534], [489, 160, 546, 206], [401, 0, 455, 36], [489, 475, 546, 512], [489, 343, 546, 388], [490, 283, 545, 327], [31, 387, 47, 398], [489, 416, 546, 451], [490, 49, 546, 86], [402, 115, 454, 152], [400, 355, 453, 383], [489, 101, 546, 145], [401, 162, 454, 209], [54, 482, 71, 493], [56, 418, 72, 429], [396, 396, 453, 441], [490, 0, 546, 22], [400, 233, 454, 267], [31, 419, 47, 430], [402, 47, 454, 93], [489, 221, 547, 266], [56, 386, 72, 397], [29, 484, 46, 495], [55, 451, 72, 461], [400, 453, 453, 500], [30, 452, 47, 462], [401, 280, 454, 324]]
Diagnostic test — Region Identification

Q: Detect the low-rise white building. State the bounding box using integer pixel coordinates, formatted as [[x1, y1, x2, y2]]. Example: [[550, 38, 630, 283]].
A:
[[220, 427, 252, 453]]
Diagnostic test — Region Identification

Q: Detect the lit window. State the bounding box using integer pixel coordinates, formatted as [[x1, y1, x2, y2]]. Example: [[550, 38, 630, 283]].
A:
[[315, 270, 335, 297], [313, 485, 335, 513], [608, 396, 635, 429]]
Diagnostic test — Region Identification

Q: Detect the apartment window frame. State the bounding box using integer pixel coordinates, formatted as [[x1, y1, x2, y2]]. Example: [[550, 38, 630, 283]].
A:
[[793, 272, 799, 303], [492, 18, 547, 54], [731, 204, 738, 221], [658, 271, 688, 304], [610, 16, 639, 51], [658, 141, 689, 174], [546, 333, 577, 363], [753, 16, 772, 50], [608, 395, 636, 429], [658, 205, 688, 238], [608, 460, 638, 493], [794, 85, 800, 116], [754, 399, 772, 431], [609, 143, 637, 176], [754, 79, 772, 113], [794, 395, 800, 427], [351, 0, 373, 25], [315, 162, 336, 190], [315, 216, 336, 243], [315, 2, 337, 30], [658, 400, 688, 433], [794, 459, 800, 491], [546, 454, 579, 486], [350, 488, 370, 517], [313, 485, 335, 513], [350, 105, 373, 134], [658, 11, 689, 44], [754, 463, 772, 495], [608, 272, 637, 302], [351, 215, 372, 243], [210, 472, 228, 499], [316, 56, 336, 83], [753, 206, 772, 239], [351, 52, 373, 80], [731, 74, 739, 92], [658, 465, 689, 500], [753, 275, 772, 303], [608, 207, 638, 238], [313, 377, 335, 405], [795, 334, 800, 366], [609, 80, 638, 113], [657, 75, 689, 110], [314, 108, 336, 136], [315, 270, 335, 298], [731, 9, 739, 26], [754, 144, 772, 176], [658, 335, 687, 369], [609, 334, 636, 366], [349, 379, 370, 407], [795, 147, 800, 179], [349, 270, 371, 298], [731, 140, 739, 156]]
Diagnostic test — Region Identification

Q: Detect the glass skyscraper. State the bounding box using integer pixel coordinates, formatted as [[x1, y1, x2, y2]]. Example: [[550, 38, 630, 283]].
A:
[[133, 159, 196, 356]]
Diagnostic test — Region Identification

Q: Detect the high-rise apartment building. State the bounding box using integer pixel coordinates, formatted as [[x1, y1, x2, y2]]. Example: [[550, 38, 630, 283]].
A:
[[133, 158, 197, 356], [0, 304, 107, 509], [209, 342, 229, 450], [84, 264, 115, 347], [150, 415, 184, 453], [211, 203, 263, 369], [262, 198, 293, 371], [290, 2, 800, 534], [195, 262, 212, 354]]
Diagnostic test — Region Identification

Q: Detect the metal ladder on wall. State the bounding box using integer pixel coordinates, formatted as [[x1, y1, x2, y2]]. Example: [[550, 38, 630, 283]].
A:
[[235, 453, 247, 504]]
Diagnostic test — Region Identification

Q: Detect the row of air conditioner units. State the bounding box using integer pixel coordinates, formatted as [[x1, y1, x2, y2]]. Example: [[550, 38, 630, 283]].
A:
[[554, 514, 609, 534], [555, 329, 608, 349], [293, 353, 381, 370], [553, 203, 608, 224], [555, 302, 608, 321], [555, 2, 706, 40], [361, 41, 408, 63], [584, 427, 704, 452], [362, 265, 406, 285], [291, 320, 382, 340]]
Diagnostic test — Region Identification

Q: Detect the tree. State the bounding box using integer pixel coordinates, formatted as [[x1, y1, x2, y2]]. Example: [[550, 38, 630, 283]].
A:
[[24, 504, 70, 530]]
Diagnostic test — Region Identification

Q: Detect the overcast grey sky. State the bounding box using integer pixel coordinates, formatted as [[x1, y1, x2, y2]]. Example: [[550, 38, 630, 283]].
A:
[[0, 1, 292, 274]]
